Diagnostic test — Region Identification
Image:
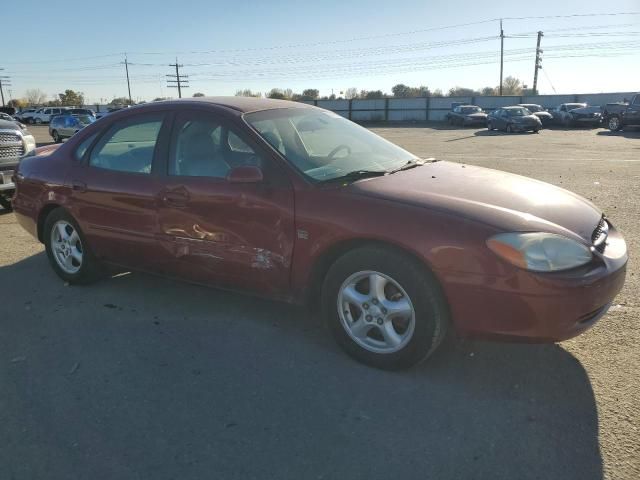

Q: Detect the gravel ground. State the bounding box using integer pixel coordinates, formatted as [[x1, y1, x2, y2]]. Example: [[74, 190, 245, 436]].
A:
[[0, 125, 638, 480]]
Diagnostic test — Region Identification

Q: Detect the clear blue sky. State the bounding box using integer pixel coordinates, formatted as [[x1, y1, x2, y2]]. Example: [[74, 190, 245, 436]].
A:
[[2, 0, 639, 103]]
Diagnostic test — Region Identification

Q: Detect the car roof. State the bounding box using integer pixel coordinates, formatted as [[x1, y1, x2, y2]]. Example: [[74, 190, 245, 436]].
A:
[[152, 96, 315, 114], [504, 106, 526, 109]]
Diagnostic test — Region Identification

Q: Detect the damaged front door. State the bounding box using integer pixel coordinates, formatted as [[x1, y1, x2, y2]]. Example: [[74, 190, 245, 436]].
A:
[[157, 109, 295, 297]]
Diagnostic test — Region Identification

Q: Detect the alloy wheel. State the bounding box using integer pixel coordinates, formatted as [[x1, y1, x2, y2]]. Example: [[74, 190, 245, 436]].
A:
[[337, 271, 416, 354], [50, 220, 83, 274]]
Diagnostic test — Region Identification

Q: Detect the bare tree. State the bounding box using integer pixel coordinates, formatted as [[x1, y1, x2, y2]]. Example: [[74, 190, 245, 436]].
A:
[[502, 76, 523, 95], [345, 87, 358, 99], [25, 89, 48, 106]]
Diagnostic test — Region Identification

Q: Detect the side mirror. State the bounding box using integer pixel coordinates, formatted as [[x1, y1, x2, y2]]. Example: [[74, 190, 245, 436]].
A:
[[226, 165, 264, 184]]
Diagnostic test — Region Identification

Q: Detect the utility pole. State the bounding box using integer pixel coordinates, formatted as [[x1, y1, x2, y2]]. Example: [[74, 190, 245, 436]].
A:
[[499, 19, 504, 96], [167, 58, 189, 98], [124, 54, 133, 105], [0, 75, 12, 107], [533, 31, 544, 95]]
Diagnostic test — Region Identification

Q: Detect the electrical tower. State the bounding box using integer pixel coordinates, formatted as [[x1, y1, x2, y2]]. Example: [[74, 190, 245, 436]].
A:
[[167, 59, 189, 98], [533, 31, 544, 95]]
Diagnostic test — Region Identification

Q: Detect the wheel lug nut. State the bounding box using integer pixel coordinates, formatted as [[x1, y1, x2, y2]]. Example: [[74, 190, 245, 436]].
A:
[[372, 299, 379, 305], [365, 315, 372, 322], [381, 307, 388, 314], [377, 318, 383, 325], [362, 303, 369, 310]]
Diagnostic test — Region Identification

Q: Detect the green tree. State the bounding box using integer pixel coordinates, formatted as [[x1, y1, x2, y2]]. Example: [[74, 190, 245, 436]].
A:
[[481, 86, 497, 96], [301, 89, 319, 100], [448, 86, 480, 97], [109, 96, 133, 106], [391, 84, 430, 97], [267, 88, 287, 99], [192, 92, 205, 97], [432, 89, 444, 97], [364, 90, 385, 99], [58, 89, 85, 106]]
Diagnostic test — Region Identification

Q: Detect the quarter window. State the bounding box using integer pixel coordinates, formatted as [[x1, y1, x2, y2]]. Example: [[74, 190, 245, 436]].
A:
[[75, 133, 98, 161], [89, 115, 163, 174]]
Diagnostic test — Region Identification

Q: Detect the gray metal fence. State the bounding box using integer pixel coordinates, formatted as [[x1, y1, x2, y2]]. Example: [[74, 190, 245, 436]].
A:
[[303, 92, 637, 122]]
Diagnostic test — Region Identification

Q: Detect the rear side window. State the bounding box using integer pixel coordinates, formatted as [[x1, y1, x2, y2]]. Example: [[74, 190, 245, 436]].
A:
[[89, 115, 164, 174]]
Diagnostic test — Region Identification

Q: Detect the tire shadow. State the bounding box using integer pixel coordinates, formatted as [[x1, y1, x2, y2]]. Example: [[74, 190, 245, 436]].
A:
[[0, 253, 603, 480]]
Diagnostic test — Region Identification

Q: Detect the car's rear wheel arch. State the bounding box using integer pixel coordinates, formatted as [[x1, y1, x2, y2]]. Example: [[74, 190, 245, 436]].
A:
[[37, 204, 65, 243]]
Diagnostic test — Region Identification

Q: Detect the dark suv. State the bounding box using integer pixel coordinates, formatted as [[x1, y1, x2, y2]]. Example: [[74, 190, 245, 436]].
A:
[[602, 94, 640, 131]]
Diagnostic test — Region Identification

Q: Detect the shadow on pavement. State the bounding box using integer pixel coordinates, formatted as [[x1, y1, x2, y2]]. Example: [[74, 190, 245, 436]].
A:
[[597, 129, 640, 139], [0, 253, 603, 480]]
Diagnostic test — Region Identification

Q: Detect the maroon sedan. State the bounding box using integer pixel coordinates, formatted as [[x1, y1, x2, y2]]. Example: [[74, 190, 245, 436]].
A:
[[13, 97, 627, 369]]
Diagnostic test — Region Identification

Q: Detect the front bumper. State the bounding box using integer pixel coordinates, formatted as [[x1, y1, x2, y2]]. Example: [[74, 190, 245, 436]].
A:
[[0, 169, 15, 192], [441, 224, 628, 342]]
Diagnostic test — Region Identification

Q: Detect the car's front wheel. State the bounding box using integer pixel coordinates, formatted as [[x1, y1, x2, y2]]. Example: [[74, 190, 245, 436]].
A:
[[44, 208, 103, 284], [487, 120, 494, 131], [506, 124, 514, 133], [51, 130, 61, 143], [322, 246, 449, 370]]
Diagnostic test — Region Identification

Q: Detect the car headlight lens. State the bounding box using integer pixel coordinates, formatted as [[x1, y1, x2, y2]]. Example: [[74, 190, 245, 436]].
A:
[[487, 232, 593, 272]]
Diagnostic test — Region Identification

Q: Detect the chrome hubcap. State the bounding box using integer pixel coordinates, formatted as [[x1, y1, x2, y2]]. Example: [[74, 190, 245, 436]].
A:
[[51, 221, 83, 274], [609, 118, 619, 130], [337, 271, 415, 354]]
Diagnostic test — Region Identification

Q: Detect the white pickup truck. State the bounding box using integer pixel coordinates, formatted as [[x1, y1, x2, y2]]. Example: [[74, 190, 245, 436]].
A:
[[22, 107, 69, 125]]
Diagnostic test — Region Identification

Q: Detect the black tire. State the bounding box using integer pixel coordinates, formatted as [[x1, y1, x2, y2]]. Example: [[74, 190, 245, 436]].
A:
[[35, 118, 42, 125], [506, 124, 513, 133], [533, 128, 539, 134], [322, 246, 449, 370], [487, 121, 493, 131], [43, 208, 103, 284], [52, 130, 61, 143], [27, 117, 35, 125], [0, 196, 12, 211]]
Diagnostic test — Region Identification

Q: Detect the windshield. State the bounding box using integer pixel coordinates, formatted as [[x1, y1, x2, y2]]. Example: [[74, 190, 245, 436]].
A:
[[245, 108, 418, 182], [461, 106, 482, 114], [506, 107, 531, 117], [522, 105, 543, 112], [565, 103, 586, 110]]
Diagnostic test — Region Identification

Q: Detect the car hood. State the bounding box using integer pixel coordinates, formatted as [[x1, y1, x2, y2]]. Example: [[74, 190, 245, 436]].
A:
[[465, 112, 487, 118], [532, 111, 552, 118], [347, 161, 602, 242], [512, 115, 541, 123]]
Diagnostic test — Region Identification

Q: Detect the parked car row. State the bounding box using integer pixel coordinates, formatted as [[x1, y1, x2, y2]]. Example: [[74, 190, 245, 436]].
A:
[[445, 95, 640, 132]]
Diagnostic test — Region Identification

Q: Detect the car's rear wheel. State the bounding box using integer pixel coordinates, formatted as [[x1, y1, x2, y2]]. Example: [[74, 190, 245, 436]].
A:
[[35, 118, 42, 125], [44, 208, 103, 284], [608, 115, 621, 131], [322, 246, 449, 370], [27, 118, 34, 125], [52, 130, 61, 143]]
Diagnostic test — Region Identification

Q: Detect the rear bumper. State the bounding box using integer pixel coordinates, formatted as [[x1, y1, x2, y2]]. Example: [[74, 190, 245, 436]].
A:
[[440, 227, 628, 343]]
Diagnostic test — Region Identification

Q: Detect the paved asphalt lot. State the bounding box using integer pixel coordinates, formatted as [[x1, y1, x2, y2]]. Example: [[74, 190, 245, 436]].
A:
[[1, 125, 638, 479]]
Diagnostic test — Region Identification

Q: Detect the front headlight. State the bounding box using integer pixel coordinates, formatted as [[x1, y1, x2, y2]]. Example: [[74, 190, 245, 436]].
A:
[[487, 232, 592, 272]]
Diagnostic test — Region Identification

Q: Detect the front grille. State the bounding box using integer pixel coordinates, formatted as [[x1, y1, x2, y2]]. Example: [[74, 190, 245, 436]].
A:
[[0, 144, 25, 159], [591, 217, 609, 253], [0, 132, 21, 143]]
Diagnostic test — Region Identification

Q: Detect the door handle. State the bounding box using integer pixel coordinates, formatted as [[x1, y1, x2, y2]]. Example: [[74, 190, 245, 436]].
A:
[[161, 189, 189, 207], [72, 181, 87, 192]]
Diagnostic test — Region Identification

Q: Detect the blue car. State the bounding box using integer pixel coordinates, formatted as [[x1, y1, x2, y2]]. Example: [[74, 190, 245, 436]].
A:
[[49, 114, 95, 143]]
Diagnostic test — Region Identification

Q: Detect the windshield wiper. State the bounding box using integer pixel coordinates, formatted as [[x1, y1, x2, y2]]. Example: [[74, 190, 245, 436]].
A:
[[388, 158, 436, 174], [320, 170, 387, 184]]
